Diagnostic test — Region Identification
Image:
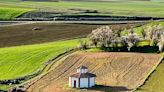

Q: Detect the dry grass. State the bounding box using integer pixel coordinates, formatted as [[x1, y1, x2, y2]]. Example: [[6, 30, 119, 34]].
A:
[[26, 52, 161, 92]]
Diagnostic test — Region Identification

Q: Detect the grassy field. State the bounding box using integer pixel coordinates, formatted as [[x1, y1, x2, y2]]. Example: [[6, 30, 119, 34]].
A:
[[0, 7, 33, 20], [27, 52, 161, 92], [0, 0, 164, 20], [0, 85, 11, 91], [0, 39, 81, 80]]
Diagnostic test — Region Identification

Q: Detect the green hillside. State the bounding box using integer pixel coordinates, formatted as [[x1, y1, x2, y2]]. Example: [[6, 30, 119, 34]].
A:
[[1, 0, 164, 3], [0, 39, 80, 80], [0, 0, 19, 2], [0, 0, 164, 20], [0, 7, 33, 20], [0, 0, 163, 2], [0, 1, 164, 19]]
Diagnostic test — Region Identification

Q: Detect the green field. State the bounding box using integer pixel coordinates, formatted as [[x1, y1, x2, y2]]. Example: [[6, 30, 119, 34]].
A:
[[0, 7, 33, 20], [0, 0, 164, 20], [0, 39, 80, 80]]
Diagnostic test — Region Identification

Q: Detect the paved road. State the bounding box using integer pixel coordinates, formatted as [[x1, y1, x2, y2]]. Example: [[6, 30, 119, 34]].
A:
[[0, 20, 163, 26]]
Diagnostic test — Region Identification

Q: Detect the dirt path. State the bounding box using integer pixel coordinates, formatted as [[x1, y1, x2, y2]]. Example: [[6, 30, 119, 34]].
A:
[[26, 52, 161, 92]]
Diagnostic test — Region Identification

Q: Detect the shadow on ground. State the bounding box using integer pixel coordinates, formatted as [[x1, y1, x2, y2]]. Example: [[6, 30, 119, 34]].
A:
[[88, 85, 132, 92]]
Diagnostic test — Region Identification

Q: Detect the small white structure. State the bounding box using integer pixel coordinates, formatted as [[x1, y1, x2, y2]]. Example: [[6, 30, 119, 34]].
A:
[[69, 66, 96, 88]]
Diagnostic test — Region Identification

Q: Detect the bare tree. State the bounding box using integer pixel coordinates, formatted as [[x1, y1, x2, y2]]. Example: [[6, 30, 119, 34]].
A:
[[145, 24, 164, 40], [151, 36, 159, 46], [89, 24, 164, 52], [111, 39, 119, 48], [120, 36, 128, 47], [141, 27, 146, 39], [158, 36, 164, 52], [88, 33, 98, 47], [144, 24, 164, 46], [124, 32, 140, 51], [129, 28, 134, 34], [78, 39, 88, 50], [88, 26, 114, 48], [115, 29, 122, 37]]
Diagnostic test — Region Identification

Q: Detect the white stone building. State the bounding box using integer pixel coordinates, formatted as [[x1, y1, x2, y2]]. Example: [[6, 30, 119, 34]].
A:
[[69, 66, 96, 88]]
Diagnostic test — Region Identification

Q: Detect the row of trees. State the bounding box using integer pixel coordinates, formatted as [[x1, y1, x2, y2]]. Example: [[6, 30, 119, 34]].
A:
[[88, 24, 164, 52]]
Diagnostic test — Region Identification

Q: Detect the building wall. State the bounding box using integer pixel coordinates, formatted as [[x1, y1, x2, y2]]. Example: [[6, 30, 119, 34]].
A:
[[70, 77, 79, 88], [69, 77, 95, 88], [80, 78, 89, 88], [69, 77, 71, 87], [90, 77, 95, 87]]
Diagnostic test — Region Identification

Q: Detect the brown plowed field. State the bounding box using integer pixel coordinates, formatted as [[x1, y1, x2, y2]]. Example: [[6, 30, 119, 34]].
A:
[[0, 23, 143, 47], [27, 52, 161, 92]]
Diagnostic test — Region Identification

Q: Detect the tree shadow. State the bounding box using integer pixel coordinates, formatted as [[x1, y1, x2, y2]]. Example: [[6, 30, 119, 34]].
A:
[[88, 85, 132, 92], [101, 46, 160, 53]]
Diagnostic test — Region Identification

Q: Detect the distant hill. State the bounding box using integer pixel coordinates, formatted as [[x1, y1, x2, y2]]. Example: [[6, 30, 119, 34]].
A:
[[21, 0, 59, 1], [1, 0, 164, 2], [1, 0, 162, 2]]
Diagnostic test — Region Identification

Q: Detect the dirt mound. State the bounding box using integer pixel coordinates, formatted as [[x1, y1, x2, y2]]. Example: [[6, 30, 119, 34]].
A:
[[26, 52, 161, 92]]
